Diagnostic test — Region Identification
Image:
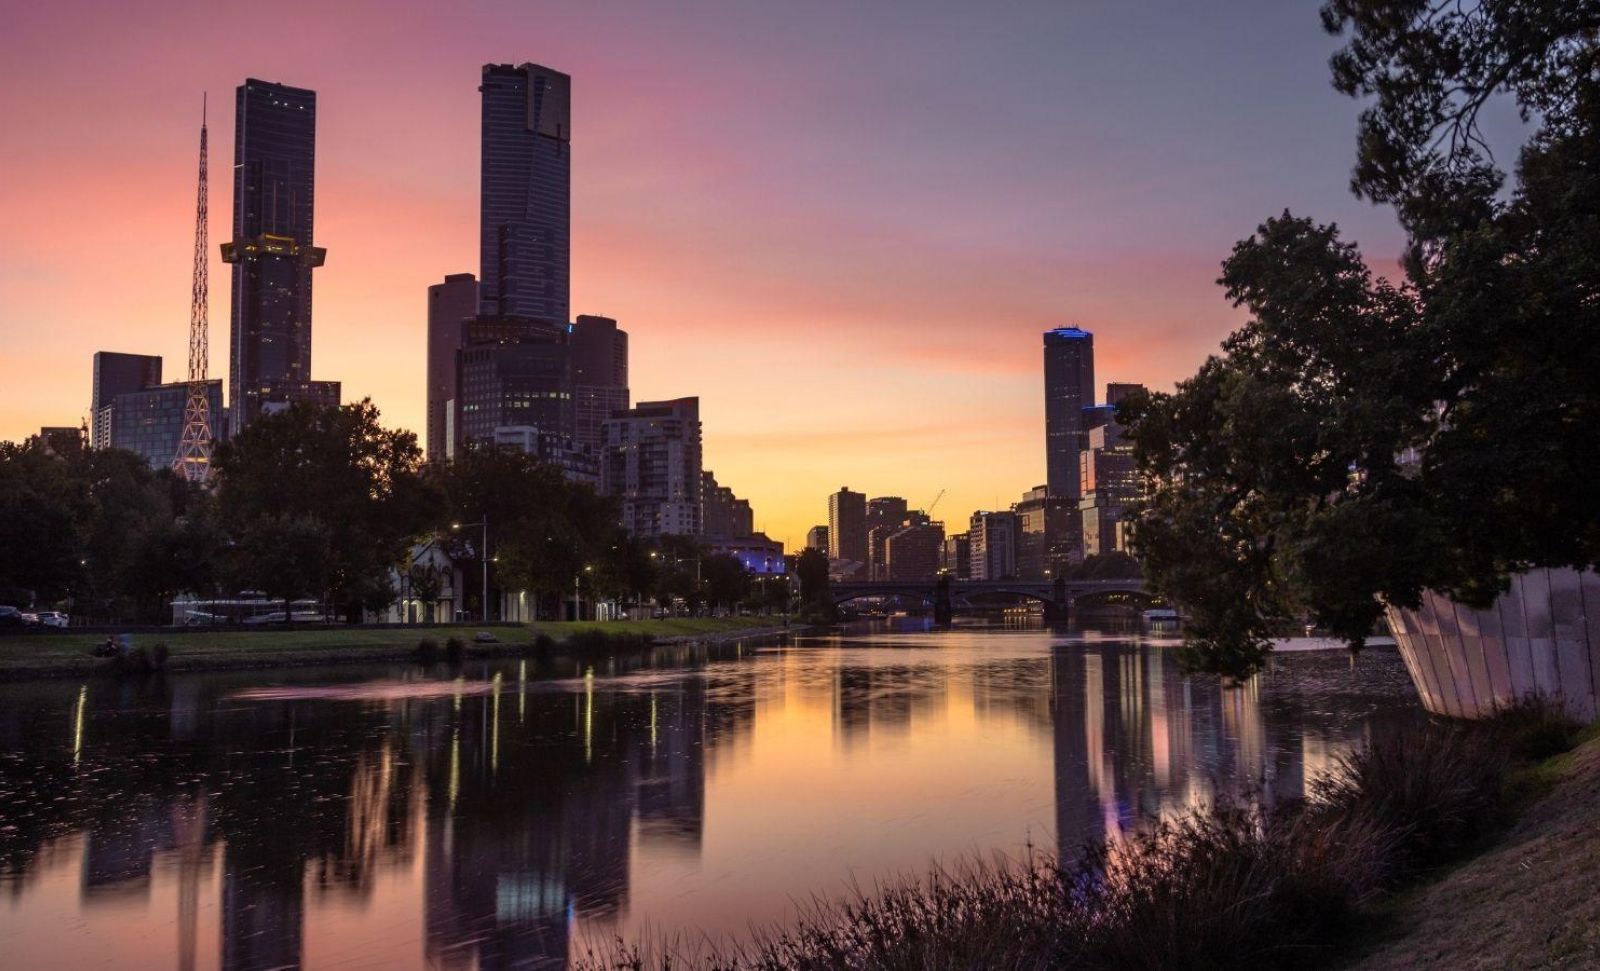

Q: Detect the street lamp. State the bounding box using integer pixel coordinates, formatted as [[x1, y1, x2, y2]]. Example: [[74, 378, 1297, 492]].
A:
[[574, 564, 594, 621], [452, 517, 489, 623]]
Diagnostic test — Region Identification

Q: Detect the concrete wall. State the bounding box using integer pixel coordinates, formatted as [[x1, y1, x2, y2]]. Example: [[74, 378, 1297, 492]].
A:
[[1386, 568, 1600, 723]]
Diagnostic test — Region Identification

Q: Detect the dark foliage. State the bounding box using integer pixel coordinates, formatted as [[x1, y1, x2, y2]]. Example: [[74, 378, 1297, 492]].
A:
[[580, 710, 1556, 971], [1126, 3, 1600, 677]]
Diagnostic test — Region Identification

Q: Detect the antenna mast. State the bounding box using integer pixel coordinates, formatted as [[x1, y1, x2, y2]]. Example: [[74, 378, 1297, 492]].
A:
[[174, 95, 216, 483]]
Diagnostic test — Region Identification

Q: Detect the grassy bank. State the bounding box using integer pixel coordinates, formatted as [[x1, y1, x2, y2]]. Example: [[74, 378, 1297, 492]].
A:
[[579, 705, 1590, 971], [0, 616, 790, 679]]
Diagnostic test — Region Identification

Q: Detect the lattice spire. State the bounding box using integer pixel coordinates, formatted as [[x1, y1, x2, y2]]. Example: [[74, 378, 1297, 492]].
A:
[[174, 95, 215, 484]]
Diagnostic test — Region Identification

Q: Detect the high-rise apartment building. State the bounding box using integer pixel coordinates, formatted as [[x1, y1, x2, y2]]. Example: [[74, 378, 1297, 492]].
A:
[[884, 522, 945, 581], [805, 525, 830, 552], [1079, 405, 1141, 557], [480, 63, 571, 323], [968, 511, 1020, 581], [426, 273, 478, 460], [1013, 485, 1075, 579], [571, 314, 629, 450], [1044, 326, 1095, 500], [91, 352, 162, 448], [828, 488, 867, 575], [601, 397, 702, 539], [865, 496, 910, 580], [701, 471, 754, 538], [941, 533, 972, 580], [224, 79, 336, 430]]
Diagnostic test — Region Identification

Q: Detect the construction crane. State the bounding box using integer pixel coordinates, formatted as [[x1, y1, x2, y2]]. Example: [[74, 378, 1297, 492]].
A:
[[173, 96, 215, 484], [925, 488, 946, 518]]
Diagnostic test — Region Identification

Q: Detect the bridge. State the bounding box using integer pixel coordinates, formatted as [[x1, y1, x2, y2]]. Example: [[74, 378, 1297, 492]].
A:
[[829, 577, 1151, 623]]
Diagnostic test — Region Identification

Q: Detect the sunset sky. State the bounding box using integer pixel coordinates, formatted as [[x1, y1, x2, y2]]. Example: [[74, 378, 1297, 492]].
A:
[[1, 0, 1419, 547]]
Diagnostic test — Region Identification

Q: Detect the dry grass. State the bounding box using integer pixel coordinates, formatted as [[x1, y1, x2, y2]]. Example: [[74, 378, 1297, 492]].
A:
[[578, 705, 1583, 971]]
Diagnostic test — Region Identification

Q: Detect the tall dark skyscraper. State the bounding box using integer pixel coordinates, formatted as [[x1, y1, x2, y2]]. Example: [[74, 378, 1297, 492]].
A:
[[91, 351, 162, 448], [224, 78, 335, 430], [571, 314, 629, 451], [426, 273, 479, 460], [480, 63, 571, 323], [1043, 326, 1095, 500]]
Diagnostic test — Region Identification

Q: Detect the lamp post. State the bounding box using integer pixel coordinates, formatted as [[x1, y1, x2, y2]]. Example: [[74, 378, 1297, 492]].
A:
[[452, 517, 489, 623], [573, 564, 594, 621]]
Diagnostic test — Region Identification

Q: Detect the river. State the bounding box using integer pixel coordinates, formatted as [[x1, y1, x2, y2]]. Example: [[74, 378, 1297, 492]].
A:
[[0, 623, 1422, 969]]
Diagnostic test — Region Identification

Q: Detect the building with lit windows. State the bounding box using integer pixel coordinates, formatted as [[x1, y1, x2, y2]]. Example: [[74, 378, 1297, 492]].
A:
[[225, 78, 336, 429], [601, 397, 702, 539], [1044, 326, 1095, 501]]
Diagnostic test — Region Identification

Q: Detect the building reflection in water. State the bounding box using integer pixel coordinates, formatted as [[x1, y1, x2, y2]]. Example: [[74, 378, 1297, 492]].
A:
[[0, 632, 1418, 969]]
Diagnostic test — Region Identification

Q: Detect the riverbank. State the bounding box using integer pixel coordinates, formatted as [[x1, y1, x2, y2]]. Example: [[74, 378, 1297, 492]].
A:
[[0, 616, 793, 680], [582, 704, 1595, 970], [1344, 724, 1600, 969]]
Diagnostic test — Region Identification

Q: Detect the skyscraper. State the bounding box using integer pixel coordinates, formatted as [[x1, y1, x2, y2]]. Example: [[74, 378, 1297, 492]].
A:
[[571, 314, 629, 451], [91, 352, 162, 448], [224, 79, 336, 429], [426, 273, 479, 460], [480, 63, 571, 323], [1044, 326, 1095, 500], [828, 488, 867, 575]]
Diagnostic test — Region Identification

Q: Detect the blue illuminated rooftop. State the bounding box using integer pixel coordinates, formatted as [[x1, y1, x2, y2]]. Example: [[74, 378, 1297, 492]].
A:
[[1044, 325, 1092, 340]]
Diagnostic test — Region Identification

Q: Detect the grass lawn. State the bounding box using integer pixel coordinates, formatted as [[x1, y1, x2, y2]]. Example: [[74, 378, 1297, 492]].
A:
[[0, 615, 788, 677]]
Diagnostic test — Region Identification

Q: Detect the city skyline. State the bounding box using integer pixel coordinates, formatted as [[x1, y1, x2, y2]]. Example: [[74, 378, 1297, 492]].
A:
[[2, 0, 1453, 547]]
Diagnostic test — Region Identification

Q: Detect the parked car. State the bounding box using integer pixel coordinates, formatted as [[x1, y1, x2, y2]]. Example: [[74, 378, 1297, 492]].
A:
[[242, 611, 287, 625], [0, 606, 22, 627], [35, 611, 69, 629], [20, 613, 40, 626]]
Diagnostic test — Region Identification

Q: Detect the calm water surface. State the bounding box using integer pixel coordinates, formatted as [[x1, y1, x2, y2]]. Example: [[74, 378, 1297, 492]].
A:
[[0, 625, 1422, 969]]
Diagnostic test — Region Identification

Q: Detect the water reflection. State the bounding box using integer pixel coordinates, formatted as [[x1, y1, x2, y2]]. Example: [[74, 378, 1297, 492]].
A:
[[0, 629, 1420, 969]]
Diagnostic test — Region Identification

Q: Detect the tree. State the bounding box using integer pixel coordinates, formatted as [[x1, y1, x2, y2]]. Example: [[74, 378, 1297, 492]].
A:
[[431, 446, 635, 619], [214, 400, 440, 621], [1127, 4, 1600, 678], [702, 554, 751, 614], [795, 547, 832, 611], [227, 515, 332, 619]]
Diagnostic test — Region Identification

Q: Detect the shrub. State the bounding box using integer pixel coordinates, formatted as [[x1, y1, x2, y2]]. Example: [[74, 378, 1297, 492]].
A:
[[150, 642, 169, 670], [444, 636, 466, 664], [1307, 724, 1508, 878], [578, 711, 1546, 971], [415, 638, 440, 666]]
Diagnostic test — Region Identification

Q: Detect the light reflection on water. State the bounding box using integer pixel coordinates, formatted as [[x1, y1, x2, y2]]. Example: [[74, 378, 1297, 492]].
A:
[[0, 626, 1421, 969]]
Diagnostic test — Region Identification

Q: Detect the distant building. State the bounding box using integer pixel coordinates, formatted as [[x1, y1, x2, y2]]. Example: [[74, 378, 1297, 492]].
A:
[[107, 381, 225, 470], [941, 533, 972, 580], [865, 497, 910, 580], [455, 317, 572, 447], [490, 425, 598, 486], [37, 427, 84, 456], [828, 487, 867, 577], [480, 62, 571, 323], [225, 78, 332, 431], [426, 273, 478, 460], [1105, 382, 1144, 407], [969, 511, 1020, 581], [805, 525, 829, 552], [701, 470, 754, 538], [255, 379, 341, 419], [571, 314, 629, 452], [602, 397, 702, 539], [707, 533, 786, 575], [1044, 326, 1095, 501], [91, 352, 162, 448], [884, 522, 945, 581], [1013, 485, 1076, 579], [1078, 408, 1141, 557]]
